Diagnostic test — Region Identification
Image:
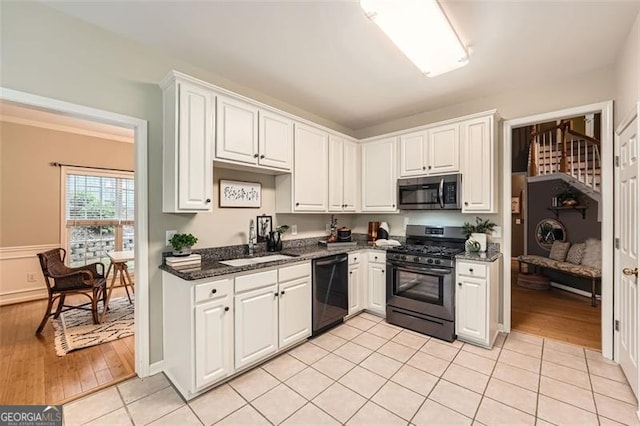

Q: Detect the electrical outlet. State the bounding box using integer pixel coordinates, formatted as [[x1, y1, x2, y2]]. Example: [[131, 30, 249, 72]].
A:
[[325, 223, 331, 234], [26, 273, 36, 283], [491, 226, 502, 238], [291, 224, 298, 235], [166, 230, 177, 246]]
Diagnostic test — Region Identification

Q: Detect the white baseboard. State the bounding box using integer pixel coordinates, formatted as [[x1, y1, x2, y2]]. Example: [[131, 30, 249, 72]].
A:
[[551, 281, 601, 300], [0, 244, 58, 306], [148, 360, 165, 376]]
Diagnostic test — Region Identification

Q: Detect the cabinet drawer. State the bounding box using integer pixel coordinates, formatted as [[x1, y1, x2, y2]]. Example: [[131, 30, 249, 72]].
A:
[[457, 262, 487, 279], [279, 262, 311, 282], [235, 269, 278, 293], [348, 252, 361, 265], [368, 251, 385, 264], [195, 278, 232, 303]]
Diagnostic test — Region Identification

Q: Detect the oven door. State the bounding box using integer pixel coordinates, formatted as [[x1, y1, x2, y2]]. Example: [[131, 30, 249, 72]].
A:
[[386, 261, 454, 321]]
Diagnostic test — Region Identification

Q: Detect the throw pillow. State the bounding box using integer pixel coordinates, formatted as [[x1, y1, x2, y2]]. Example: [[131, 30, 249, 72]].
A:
[[581, 238, 602, 269], [549, 241, 571, 261], [566, 243, 585, 264]]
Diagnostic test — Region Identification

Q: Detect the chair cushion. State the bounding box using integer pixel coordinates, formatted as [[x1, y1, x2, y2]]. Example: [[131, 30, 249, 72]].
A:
[[549, 241, 571, 261], [581, 238, 602, 269], [566, 243, 585, 264]]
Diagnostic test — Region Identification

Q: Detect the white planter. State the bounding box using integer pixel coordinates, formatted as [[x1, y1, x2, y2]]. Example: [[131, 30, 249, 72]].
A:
[[470, 233, 487, 252]]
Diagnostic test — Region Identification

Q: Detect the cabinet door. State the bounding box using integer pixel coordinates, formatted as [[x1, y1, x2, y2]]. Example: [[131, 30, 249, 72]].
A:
[[348, 264, 362, 316], [195, 294, 233, 390], [456, 276, 487, 343], [400, 131, 427, 177], [234, 283, 278, 370], [216, 95, 259, 164], [328, 136, 345, 211], [177, 82, 214, 211], [259, 110, 292, 170], [367, 263, 387, 316], [294, 123, 328, 211], [278, 277, 312, 349], [342, 140, 358, 212], [362, 138, 397, 212], [461, 116, 494, 212], [427, 124, 460, 174]]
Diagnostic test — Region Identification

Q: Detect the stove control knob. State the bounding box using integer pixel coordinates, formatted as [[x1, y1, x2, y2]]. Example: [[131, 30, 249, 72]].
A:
[[427, 259, 434, 264], [435, 259, 441, 265], [413, 257, 420, 262]]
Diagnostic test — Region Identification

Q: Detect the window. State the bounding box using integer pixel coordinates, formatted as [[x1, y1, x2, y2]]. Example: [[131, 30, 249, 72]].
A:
[[63, 167, 134, 270]]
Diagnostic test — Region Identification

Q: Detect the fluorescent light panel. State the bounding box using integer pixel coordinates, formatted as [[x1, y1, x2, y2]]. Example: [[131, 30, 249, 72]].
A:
[[360, 0, 468, 77]]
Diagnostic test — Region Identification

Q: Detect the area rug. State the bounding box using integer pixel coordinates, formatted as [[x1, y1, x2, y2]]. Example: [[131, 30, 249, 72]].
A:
[[52, 296, 134, 356]]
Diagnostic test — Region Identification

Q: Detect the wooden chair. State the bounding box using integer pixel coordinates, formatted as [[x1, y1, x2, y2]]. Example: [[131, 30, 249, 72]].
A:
[[36, 248, 107, 334]]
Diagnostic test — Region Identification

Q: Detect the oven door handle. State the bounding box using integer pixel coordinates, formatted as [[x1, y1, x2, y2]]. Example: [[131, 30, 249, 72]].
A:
[[390, 263, 452, 276], [438, 178, 445, 208]]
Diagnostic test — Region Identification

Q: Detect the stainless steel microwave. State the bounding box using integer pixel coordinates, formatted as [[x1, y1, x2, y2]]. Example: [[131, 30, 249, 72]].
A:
[[397, 174, 462, 210]]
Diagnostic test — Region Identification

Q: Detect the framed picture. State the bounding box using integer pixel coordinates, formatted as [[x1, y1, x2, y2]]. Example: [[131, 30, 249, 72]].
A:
[[256, 215, 272, 243], [219, 180, 261, 208], [511, 196, 521, 214]]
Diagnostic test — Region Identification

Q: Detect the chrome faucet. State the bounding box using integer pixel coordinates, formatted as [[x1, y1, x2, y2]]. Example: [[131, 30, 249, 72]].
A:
[[248, 219, 256, 256]]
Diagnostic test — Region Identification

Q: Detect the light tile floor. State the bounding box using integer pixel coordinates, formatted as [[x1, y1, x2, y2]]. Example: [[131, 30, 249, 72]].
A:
[[63, 312, 639, 425]]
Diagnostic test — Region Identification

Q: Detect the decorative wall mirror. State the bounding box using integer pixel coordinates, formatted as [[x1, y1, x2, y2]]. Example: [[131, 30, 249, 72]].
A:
[[535, 218, 567, 251]]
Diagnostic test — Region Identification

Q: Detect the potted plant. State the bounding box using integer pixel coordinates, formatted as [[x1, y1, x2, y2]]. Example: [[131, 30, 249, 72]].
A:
[[169, 233, 198, 256], [267, 225, 289, 252], [462, 217, 496, 253], [554, 182, 581, 206]]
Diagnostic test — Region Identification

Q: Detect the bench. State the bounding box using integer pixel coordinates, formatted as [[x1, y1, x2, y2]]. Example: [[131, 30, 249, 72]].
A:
[[517, 255, 601, 307]]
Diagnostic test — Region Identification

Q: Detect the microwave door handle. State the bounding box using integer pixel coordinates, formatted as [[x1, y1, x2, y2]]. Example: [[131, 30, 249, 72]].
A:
[[439, 178, 445, 208]]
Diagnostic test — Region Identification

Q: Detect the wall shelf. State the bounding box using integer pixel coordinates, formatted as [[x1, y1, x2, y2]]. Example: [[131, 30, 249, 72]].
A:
[[547, 205, 588, 220]]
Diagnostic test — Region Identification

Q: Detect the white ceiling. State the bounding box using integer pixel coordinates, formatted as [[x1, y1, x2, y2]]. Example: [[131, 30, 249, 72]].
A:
[[43, 0, 640, 131]]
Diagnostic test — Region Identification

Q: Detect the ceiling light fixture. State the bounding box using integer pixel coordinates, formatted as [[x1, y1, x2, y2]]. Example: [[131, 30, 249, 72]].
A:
[[360, 0, 469, 77]]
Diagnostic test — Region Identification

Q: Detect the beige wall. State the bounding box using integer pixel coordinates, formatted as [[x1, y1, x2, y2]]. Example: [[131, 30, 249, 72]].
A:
[[0, 121, 134, 247], [615, 11, 640, 126], [0, 1, 624, 364]]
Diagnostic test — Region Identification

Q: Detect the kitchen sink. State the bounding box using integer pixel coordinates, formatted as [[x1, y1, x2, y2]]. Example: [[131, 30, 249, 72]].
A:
[[219, 254, 296, 267]]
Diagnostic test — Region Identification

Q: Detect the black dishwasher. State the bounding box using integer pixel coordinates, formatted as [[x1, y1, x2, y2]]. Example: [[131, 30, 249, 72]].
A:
[[312, 253, 349, 336]]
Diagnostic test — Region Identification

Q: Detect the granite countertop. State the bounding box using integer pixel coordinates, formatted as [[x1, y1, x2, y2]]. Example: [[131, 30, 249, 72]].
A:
[[456, 250, 502, 263], [160, 242, 386, 281]]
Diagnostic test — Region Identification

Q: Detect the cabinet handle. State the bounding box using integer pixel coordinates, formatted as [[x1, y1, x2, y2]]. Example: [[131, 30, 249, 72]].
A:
[[274, 292, 279, 297], [211, 288, 217, 294], [422, 166, 426, 170], [464, 202, 469, 206], [224, 306, 229, 312], [458, 282, 462, 287], [280, 290, 285, 296], [354, 258, 357, 262], [205, 198, 211, 203], [374, 256, 378, 260], [260, 154, 265, 159], [254, 153, 259, 158], [381, 270, 385, 273], [428, 165, 432, 170], [349, 271, 353, 275], [392, 204, 396, 208], [295, 202, 300, 206], [469, 268, 474, 273]]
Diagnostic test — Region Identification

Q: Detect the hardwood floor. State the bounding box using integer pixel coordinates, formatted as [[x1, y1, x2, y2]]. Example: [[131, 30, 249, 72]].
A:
[[0, 288, 135, 405], [511, 261, 601, 350]]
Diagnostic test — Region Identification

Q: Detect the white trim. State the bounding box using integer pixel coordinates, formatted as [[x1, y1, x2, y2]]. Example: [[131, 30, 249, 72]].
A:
[[550, 281, 602, 299], [148, 360, 165, 376], [502, 101, 614, 359], [0, 87, 151, 377], [0, 244, 59, 260]]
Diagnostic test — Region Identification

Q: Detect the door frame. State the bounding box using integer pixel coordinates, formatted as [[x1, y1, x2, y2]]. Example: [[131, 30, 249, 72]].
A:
[[502, 101, 614, 358], [0, 87, 151, 376]]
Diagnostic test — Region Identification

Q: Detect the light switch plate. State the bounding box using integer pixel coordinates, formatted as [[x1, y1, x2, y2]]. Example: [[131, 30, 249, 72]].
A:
[[291, 224, 298, 235], [166, 230, 177, 246], [491, 226, 502, 238]]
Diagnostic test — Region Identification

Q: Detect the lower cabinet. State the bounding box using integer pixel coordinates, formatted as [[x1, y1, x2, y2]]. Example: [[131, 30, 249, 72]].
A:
[[348, 253, 363, 316], [162, 261, 311, 400], [366, 251, 387, 317], [455, 258, 501, 348]]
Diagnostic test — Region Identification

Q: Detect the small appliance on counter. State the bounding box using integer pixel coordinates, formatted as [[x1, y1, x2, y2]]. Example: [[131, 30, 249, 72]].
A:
[[337, 227, 352, 242], [376, 222, 389, 240]]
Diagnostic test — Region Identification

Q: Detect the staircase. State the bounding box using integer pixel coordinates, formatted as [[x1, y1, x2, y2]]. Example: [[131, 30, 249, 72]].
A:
[[527, 120, 602, 219]]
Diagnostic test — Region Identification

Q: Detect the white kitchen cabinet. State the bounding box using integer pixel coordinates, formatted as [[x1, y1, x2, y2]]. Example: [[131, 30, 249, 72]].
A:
[[195, 292, 233, 390], [348, 253, 363, 316], [329, 136, 358, 212], [455, 258, 500, 348], [399, 124, 459, 177], [258, 109, 292, 170], [161, 78, 214, 212], [362, 137, 397, 212], [216, 95, 259, 165], [162, 274, 233, 399], [234, 270, 279, 370], [366, 251, 387, 316], [278, 263, 312, 349], [461, 115, 496, 213]]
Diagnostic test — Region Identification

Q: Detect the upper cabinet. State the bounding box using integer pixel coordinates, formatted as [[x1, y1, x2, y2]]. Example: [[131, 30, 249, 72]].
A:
[[362, 137, 397, 212], [399, 123, 460, 177], [329, 135, 359, 212], [461, 115, 496, 213], [162, 78, 214, 213], [216, 95, 292, 172]]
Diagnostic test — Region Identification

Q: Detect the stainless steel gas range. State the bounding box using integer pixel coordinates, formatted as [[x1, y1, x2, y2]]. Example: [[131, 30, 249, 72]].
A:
[[385, 225, 466, 342]]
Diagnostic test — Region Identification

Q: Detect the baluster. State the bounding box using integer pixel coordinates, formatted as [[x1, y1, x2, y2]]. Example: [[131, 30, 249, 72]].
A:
[[570, 140, 575, 177], [592, 144, 597, 189], [577, 140, 582, 183]]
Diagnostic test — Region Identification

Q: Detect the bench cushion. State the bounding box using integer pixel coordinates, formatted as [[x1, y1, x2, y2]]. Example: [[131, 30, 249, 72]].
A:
[[518, 255, 601, 278]]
